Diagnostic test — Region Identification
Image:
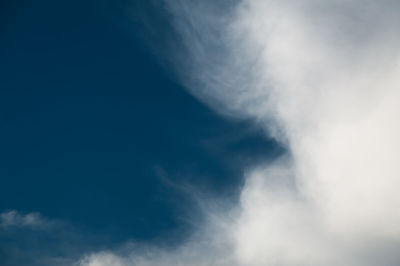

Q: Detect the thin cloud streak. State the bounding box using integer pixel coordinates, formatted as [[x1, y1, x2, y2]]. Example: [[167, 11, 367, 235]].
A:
[[80, 1, 400, 265], [0, 210, 54, 229]]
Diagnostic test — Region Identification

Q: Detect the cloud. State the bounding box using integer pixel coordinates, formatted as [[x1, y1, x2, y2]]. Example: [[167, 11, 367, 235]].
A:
[[0, 210, 99, 266], [79, 1, 400, 265], [0, 210, 54, 229]]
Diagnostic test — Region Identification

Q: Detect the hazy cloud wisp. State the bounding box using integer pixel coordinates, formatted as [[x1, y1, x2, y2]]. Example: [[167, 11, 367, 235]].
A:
[[0, 210, 54, 230]]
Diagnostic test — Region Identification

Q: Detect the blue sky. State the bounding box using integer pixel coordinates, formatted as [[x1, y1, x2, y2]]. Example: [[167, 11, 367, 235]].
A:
[[0, 1, 281, 265], [2, 1, 400, 266]]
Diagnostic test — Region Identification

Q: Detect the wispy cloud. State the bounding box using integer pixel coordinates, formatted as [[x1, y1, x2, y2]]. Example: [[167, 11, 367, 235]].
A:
[[0, 210, 54, 229], [0, 210, 99, 266], [80, 0, 400, 265]]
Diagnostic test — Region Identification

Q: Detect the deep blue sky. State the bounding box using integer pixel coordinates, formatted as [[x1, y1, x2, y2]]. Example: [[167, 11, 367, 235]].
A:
[[0, 1, 282, 264]]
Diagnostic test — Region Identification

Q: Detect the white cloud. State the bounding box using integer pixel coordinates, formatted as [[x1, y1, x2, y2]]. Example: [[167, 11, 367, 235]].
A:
[[79, 1, 400, 265]]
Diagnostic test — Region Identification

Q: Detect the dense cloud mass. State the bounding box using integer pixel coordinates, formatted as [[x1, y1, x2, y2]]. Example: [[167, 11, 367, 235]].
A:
[[80, 1, 400, 265]]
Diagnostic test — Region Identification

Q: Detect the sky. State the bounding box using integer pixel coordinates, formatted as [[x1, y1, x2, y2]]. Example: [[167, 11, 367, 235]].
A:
[[0, 1, 281, 265], [1, 1, 400, 266]]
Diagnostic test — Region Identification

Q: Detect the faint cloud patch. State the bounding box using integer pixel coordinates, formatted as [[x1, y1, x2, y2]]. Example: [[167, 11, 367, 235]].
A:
[[0, 210, 54, 230], [0, 210, 97, 266]]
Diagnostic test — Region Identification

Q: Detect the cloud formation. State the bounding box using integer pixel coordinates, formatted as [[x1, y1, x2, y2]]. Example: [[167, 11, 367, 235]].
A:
[[80, 1, 400, 265]]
